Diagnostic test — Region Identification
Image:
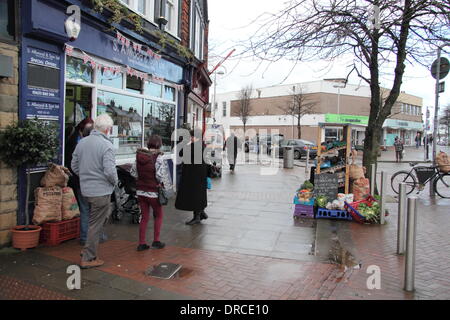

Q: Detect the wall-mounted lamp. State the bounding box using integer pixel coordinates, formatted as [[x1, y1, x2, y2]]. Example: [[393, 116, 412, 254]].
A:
[[157, 16, 168, 29]]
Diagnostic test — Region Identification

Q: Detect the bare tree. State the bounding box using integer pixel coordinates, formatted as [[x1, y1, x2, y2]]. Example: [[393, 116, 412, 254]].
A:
[[239, 0, 450, 182], [278, 86, 317, 139], [237, 85, 253, 133]]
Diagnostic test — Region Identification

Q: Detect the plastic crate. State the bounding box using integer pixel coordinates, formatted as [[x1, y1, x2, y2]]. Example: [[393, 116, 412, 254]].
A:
[[39, 217, 80, 246], [344, 196, 376, 224], [293, 196, 315, 206], [316, 208, 352, 221], [293, 204, 315, 218]]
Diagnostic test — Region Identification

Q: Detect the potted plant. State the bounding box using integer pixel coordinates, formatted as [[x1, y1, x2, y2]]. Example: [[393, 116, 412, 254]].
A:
[[0, 119, 59, 250]]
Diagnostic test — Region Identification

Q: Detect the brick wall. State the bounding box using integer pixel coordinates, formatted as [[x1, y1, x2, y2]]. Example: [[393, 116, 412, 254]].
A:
[[0, 42, 19, 247], [230, 92, 423, 124], [180, 0, 190, 48]]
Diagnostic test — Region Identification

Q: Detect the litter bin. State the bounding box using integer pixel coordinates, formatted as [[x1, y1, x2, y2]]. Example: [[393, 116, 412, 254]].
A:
[[283, 146, 294, 169]]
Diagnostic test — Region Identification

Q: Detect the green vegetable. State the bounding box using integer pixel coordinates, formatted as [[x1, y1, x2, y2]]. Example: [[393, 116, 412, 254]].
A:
[[316, 196, 328, 208], [301, 180, 314, 191]]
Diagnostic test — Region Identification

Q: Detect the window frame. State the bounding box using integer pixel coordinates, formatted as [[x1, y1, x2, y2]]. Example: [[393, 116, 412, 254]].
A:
[[190, 0, 205, 60], [65, 50, 178, 160], [0, 0, 18, 43]]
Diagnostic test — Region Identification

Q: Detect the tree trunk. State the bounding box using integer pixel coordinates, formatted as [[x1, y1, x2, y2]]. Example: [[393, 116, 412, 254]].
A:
[[362, 123, 382, 194], [297, 116, 301, 139]]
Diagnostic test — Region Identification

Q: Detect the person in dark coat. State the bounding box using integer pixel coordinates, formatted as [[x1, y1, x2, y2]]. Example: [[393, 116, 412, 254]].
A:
[[224, 133, 240, 172], [64, 118, 97, 246], [175, 129, 208, 225]]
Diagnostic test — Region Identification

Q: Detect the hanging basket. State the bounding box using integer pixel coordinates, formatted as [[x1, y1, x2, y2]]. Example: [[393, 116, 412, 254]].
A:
[[11, 225, 42, 251]]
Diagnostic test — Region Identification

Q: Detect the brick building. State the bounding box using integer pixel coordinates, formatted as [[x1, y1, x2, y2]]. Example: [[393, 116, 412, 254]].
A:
[[0, 0, 210, 245], [0, 0, 19, 247], [213, 79, 423, 147]]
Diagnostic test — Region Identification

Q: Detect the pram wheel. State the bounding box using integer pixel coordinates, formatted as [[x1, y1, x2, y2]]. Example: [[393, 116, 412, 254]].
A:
[[132, 214, 142, 224]]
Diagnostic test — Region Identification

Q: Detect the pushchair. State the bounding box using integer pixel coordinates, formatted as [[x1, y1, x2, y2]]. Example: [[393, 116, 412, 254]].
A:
[[111, 164, 141, 224]]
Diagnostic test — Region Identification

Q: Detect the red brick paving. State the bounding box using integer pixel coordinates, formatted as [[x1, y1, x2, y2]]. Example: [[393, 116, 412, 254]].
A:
[[327, 202, 450, 300], [38, 240, 342, 300], [0, 275, 73, 300]]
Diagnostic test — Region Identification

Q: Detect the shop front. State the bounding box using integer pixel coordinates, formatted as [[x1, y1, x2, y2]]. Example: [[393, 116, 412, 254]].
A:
[[324, 114, 368, 147], [17, 0, 189, 223], [382, 119, 423, 147]]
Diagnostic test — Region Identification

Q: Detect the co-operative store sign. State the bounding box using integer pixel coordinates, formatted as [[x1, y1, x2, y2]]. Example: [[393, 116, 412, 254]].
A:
[[325, 114, 369, 125]]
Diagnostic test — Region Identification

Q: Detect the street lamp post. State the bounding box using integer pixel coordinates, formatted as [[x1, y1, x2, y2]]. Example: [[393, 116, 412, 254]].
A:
[[212, 70, 225, 124]]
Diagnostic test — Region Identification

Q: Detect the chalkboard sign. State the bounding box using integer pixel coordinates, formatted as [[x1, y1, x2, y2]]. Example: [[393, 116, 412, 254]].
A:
[[314, 173, 338, 201]]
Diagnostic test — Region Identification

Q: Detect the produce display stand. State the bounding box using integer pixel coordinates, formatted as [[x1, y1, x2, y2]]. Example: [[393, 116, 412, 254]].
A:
[[316, 123, 353, 194]]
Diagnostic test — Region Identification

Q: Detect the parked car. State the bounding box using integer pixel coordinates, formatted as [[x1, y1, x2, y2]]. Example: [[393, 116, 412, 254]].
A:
[[274, 139, 317, 159], [245, 134, 285, 154]]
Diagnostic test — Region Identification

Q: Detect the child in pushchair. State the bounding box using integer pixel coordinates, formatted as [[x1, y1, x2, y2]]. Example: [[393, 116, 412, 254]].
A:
[[112, 164, 141, 224]]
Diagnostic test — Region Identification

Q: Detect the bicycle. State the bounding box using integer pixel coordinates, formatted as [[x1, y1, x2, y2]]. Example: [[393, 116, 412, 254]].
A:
[[390, 162, 450, 198]]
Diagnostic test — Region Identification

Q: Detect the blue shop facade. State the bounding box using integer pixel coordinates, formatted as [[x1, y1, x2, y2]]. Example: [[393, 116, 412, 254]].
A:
[[18, 0, 210, 223]]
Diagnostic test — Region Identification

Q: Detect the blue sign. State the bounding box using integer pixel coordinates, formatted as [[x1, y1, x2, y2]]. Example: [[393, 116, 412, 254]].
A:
[[26, 0, 183, 83], [25, 101, 60, 120]]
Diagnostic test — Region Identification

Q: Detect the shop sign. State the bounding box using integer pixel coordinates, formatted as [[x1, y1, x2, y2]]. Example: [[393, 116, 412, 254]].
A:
[[325, 114, 369, 125], [26, 47, 61, 99], [383, 119, 423, 130], [25, 101, 60, 121]]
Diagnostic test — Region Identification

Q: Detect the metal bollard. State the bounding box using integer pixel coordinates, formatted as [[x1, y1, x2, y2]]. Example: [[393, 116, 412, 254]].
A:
[[397, 183, 407, 255], [380, 171, 387, 225], [404, 196, 417, 292], [370, 164, 376, 196]]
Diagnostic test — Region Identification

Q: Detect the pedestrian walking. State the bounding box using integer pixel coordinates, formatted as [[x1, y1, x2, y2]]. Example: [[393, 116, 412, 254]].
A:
[[65, 118, 106, 246], [71, 113, 118, 269], [175, 129, 209, 225], [255, 133, 261, 162], [394, 136, 404, 163], [415, 132, 421, 149], [130, 135, 172, 251], [224, 133, 240, 172]]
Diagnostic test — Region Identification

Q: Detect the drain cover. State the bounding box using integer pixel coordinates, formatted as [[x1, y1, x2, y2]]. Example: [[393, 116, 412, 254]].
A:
[[145, 263, 182, 279]]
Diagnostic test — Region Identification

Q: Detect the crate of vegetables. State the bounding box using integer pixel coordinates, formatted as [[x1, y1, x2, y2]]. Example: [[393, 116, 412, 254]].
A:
[[344, 195, 380, 224]]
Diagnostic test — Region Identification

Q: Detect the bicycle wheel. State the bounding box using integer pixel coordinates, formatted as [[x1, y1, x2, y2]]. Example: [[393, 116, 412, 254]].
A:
[[434, 174, 450, 198], [391, 171, 416, 195]]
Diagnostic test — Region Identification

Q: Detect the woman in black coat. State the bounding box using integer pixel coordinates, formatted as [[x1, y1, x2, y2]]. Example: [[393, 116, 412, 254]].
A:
[[175, 129, 209, 225]]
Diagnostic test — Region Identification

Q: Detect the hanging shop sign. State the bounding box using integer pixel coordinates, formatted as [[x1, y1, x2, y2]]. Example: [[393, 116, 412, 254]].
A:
[[325, 114, 369, 125]]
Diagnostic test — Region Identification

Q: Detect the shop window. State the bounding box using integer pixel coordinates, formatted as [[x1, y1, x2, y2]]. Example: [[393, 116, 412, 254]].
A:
[[66, 56, 94, 83], [126, 75, 142, 94], [164, 86, 175, 101], [97, 69, 123, 89], [144, 99, 175, 152], [0, 0, 15, 41], [144, 81, 162, 98], [97, 90, 143, 159]]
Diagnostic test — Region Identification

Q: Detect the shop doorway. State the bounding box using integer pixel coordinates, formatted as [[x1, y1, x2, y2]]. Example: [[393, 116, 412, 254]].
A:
[[64, 84, 92, 140]]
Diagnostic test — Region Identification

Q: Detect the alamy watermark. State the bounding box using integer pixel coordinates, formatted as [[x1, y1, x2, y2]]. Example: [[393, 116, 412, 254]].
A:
[[66, 265, 81, 290]]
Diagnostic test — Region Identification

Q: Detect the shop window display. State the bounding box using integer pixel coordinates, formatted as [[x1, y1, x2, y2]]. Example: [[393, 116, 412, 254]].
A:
[[66, 56, 93, 83], [144, 81, 162, 98], [97, 69, 123, 89], [164, 85, 176, 101], [97, 90, 143, 159], [144, 99, 175, 152]]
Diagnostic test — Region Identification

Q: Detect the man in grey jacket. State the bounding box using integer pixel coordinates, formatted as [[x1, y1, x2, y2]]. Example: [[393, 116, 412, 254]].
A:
[[71, 113, 118, 269]]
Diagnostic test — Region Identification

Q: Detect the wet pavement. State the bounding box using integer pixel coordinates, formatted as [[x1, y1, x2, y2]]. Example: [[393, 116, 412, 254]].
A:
[[0, 147, 449, 300]]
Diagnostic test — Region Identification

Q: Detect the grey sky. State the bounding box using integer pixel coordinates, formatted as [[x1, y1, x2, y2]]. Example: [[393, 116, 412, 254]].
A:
[[207, 0, 450, 120]]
